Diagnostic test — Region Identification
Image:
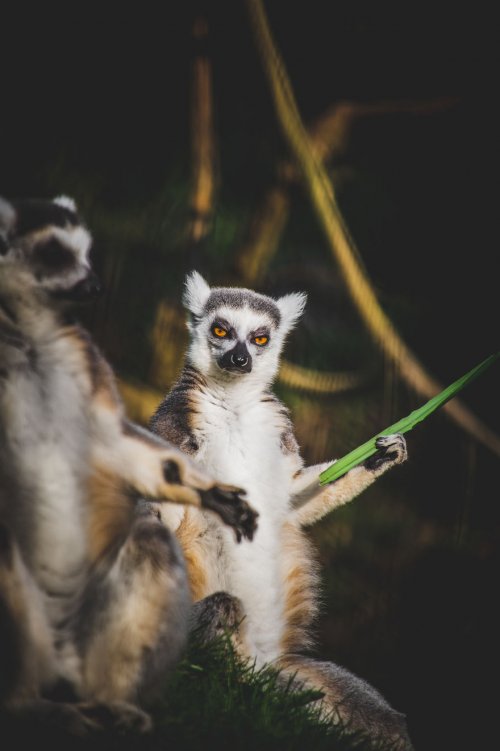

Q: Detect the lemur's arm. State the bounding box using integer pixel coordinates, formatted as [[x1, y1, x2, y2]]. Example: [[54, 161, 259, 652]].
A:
[[82, 333, 257, 541], [290, 435, 407, 527]]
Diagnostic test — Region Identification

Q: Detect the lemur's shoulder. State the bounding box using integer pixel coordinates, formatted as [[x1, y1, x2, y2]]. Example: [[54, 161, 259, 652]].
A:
[[261, 390, 301, 457], [59, 323, 124, 412], [150, 365, 204, 454]]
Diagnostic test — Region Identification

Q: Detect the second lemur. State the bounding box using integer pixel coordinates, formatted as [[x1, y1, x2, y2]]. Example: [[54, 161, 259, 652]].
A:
[[150, 271, 413, 750], [0, 205, 256, 737]]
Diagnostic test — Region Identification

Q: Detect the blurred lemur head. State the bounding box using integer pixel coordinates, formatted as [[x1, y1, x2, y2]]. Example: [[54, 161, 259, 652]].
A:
[[183, 271, 307, 385], [0, 195, 100, 305]]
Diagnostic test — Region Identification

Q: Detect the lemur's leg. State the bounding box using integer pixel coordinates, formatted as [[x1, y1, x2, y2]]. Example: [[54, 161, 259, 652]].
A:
[[0, 507, 186, 736], [291, 434, 407, 527], [189, 591, 249, 657], [92, 418, 258, 542], [76, 502, 190, 714], [0, 524, 104, 736], [276, 655, 414, 751], [0, 523, 57, 706]]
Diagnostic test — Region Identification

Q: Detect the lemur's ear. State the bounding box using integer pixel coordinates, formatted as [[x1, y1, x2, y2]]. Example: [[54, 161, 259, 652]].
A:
[[0, 197, 16, 232], [53, 195, 77, 212], [183, 271, 211, 317], [0, 197, 16, 255], [277, 292, 307, 334]]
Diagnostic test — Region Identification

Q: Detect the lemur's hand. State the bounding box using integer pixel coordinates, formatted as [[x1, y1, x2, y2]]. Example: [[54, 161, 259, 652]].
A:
[[200, 485, 258, 542], [363, 433, 408, 472]]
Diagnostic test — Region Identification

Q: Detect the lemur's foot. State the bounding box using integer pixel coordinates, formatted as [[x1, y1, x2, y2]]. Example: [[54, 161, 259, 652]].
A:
[[160, 457, 257, 539], [200, 485, 258, 542], [0, 699, 151, 739], [190, 591, 245, 639], [364, 433, 407, 472], [78, 701, 152, 735], [190, 592, 249, 655]]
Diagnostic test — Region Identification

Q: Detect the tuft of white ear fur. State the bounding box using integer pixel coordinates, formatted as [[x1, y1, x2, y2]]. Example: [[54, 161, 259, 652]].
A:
[[183, 271, 211, 317], [53, 195, 77, 212], [0, 196, 16, 232], [277, 292, 307, 334]]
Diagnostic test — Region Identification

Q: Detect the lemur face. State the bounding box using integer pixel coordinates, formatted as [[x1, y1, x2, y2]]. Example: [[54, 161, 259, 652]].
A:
[[182, 271, 307, 383], [0, 195, 100, 302], [206, 301, 278, 376]]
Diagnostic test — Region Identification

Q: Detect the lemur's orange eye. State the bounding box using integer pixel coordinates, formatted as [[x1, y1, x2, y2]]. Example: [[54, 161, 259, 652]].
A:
[[254, 335, 269, 346], [213, 326, 227, 338]]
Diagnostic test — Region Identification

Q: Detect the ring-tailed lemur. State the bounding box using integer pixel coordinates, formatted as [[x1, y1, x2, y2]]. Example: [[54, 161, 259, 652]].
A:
[[0, 199, 257, 737], [150, 271, 413, 750]]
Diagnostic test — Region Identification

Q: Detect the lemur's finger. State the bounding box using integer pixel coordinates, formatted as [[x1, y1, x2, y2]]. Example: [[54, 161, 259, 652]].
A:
[[364, 433, 407, 471], [199, 486, 258, 542]]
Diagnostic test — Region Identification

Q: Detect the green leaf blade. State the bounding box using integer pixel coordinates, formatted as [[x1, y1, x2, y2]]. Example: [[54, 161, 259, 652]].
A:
[[319, 352, 500, 486]]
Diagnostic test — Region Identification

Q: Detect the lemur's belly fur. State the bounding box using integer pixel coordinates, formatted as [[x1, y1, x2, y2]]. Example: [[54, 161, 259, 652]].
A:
[[165, 395, 302, 666], [1, 335, 91, 625]]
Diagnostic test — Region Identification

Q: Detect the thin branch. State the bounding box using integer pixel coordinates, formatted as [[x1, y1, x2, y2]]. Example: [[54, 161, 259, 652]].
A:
[[245, 0, 500, 457]]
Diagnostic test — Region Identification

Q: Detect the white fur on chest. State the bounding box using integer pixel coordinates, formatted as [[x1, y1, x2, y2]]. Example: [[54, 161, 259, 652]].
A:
[[2, 332, 90, 612], [198, 396, 290, 506], [194, 389, 292, 664]]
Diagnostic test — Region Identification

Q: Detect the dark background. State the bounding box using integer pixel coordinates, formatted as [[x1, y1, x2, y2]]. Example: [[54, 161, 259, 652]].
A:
[[1, 3, 499, 749]]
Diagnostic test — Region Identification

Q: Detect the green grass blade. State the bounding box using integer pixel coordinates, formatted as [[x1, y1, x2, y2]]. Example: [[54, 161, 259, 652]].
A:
[[319, 352, 500, 486]]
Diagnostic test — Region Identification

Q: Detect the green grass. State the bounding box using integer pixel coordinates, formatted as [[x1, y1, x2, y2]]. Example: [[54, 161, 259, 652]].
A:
[[0, 631, 403, 751], [144, 630, 403, 751], [150, 632, 331, 751]]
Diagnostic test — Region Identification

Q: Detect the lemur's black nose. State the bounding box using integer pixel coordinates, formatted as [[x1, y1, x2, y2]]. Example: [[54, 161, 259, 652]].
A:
[[231, 353, 249, 368], [54, 271, 103, 302], [72, 272, 102, 300], [81, 272, 102, 298], [218, 341, 252, 373]]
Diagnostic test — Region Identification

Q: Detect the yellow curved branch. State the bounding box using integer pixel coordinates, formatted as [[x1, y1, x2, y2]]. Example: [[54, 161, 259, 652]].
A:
[[246, 0, 500, 457], [118, 380, 164, 427], [187, 14, 217, 244], [235, 94, 454, 287], [278, 360, 371, 394]]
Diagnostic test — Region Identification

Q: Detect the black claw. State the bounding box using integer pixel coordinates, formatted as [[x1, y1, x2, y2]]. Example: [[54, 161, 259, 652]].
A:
[[163, 460, 181, 484], [365, 446, 388, 471], [365, 444, 401, 471]]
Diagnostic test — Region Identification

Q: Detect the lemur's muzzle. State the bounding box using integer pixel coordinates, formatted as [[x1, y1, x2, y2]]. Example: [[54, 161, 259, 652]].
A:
[[51, 271, 103, 302], [218, 341, 252, 374]]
